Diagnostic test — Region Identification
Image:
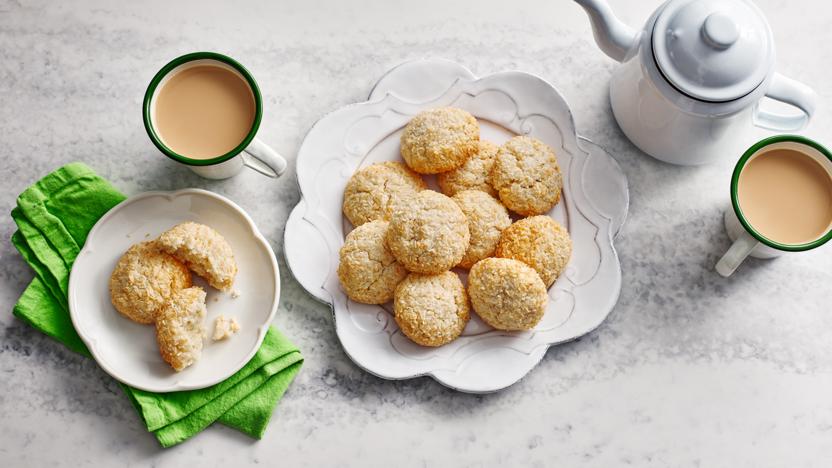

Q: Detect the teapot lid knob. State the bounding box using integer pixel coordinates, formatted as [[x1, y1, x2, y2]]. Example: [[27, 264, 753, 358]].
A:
[[702, 12, 739, 49]]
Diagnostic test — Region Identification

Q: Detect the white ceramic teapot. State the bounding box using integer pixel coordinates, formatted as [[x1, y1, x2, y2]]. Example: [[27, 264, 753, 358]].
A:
[[576, 0, 817, 165]]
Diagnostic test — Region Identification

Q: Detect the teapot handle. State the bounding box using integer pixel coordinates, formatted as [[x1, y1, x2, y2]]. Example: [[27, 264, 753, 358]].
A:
[[753, 73, 817, 132]]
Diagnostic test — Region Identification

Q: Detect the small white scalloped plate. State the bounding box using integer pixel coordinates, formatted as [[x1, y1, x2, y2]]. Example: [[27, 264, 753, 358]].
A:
[[285, 59, 629, 393], [68, 189, 279, 392]]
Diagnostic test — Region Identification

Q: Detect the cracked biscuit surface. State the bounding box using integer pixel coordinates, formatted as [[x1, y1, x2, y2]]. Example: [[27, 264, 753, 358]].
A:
[[109, 241, 192, 324], [400, 107, 480, 174], [338, 220, 408, 304], [496, 215, 572, 287], [394, 271, 470, 347], [387, 190, 470, 274], [491, 136, 562, 216], [438, 140, 499, 197], [156, 222, 237, 291], [468, 258, 548, 331], [155, 286, 206, 372], [342, 161, 427, 227], [452, 190, 512, 269]]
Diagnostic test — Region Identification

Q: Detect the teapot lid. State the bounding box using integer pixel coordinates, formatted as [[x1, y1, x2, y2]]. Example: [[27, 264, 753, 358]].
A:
[[652, 0, 774, 102]]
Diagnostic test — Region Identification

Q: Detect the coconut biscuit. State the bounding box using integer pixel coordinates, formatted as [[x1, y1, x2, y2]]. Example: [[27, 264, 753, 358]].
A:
[[400, 107, 480, 174], [386, 190, 470, 274], [109, 241, 192, 324], [156, 222, 237, 291], [451, 190, 512, 269], [393, 271, 470, 347], [468, 258, 548, 331], [438, 140, 499, 197], [155, 286, 207, 371], [342, 161, 427, 227], [496, 215, 572, 287], [491, 136, 563, 216], [338, 220, 408, 304]]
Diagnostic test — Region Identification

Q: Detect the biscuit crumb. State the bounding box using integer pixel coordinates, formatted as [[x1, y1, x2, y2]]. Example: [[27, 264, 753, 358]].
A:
[[212, 315, 240, 341], [231, 290, 241, 299], [144, 233, 151, 238]]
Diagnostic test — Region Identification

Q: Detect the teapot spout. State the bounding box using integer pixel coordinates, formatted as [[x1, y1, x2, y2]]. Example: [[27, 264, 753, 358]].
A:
[[574, 0, 638, 62]]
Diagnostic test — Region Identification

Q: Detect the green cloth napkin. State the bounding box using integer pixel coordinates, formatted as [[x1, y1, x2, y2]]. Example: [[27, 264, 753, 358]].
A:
[[10, 162, 303, 448]]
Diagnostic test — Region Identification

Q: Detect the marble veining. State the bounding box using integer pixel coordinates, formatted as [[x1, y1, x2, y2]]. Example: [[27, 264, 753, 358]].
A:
[[1, 0, 831, 466]]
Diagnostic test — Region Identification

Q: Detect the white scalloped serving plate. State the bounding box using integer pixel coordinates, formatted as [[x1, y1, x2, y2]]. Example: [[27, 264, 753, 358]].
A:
[[69, 189, 279, 392], [285, 59, 628, 393]]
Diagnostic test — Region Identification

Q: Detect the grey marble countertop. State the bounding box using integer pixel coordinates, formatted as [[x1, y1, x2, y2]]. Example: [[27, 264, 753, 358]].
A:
[[2, 0, 831, 466]]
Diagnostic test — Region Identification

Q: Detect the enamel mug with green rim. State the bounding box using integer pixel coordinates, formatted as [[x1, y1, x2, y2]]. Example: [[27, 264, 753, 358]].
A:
[[143, 52, 287, 180], [715, 136, 832, 277], [576, 0, 817, 165]]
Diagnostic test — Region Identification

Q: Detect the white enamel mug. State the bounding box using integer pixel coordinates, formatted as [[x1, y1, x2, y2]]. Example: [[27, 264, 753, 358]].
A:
[[142, 52, 287, 180], [716, 135, 832, 277]]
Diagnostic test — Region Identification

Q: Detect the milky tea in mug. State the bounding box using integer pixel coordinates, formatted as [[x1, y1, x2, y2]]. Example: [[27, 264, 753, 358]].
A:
[[716, 136, 832, 277], [738, 148, 832, 244], [154, 64, 256, 159], [143, 52, 287, 179]]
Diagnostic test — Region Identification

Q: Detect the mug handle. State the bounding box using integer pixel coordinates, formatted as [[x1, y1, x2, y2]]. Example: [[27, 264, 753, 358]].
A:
[[715, 230, 759, 277], [753, 73, 817, 132], [242, 137, 288, 178]]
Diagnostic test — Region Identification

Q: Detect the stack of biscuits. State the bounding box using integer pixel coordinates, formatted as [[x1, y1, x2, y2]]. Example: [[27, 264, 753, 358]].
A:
[[109, 222, 239, 371], [338, 107, 573, 347]]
